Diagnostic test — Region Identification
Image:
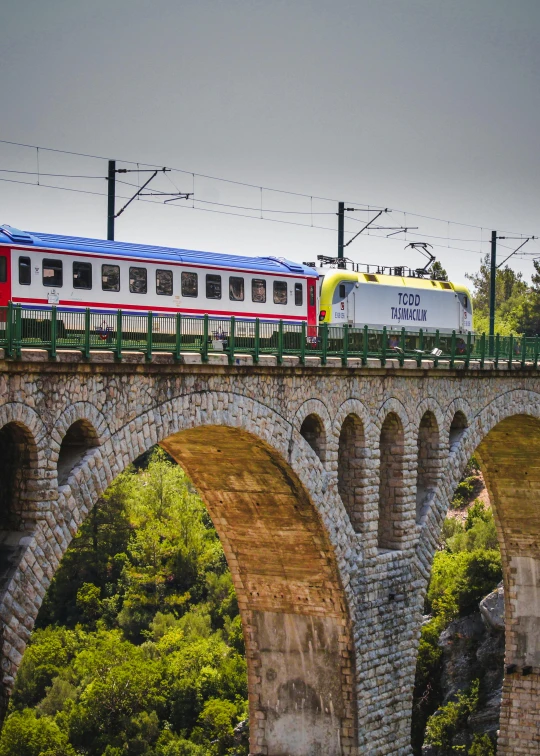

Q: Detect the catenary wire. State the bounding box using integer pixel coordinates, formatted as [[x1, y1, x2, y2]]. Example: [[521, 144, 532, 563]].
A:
[[0, 138, 537, 239]]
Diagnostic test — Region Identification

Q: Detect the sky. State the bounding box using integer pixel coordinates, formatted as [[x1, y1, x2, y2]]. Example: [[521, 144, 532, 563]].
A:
[[1, 0, 539, 287]]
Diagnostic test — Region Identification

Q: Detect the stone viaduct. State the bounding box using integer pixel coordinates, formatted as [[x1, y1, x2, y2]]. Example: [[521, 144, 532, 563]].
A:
[[0, 349, 539, 755]]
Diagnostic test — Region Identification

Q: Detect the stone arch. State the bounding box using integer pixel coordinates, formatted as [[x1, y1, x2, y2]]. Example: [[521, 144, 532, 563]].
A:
[[0, 421, 38, 530], [294, 399, 331, 466], [416, 391, 540, 755], [449, 410, 468, 449], [57, 420, 100, 486], [416, 410, 441, 524], [337, 413, 367, 533], [378, 411, 405, 550], [1, 392, 358, 756], [299, 413, 326, 463]]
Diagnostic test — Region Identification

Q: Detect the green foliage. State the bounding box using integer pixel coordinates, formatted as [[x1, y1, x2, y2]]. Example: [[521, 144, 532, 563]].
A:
[[445, 505, 499, 554], [0, 709, 75, 756], [428, 548, 502, 619], [450, 457, 482, 510], [450, 477, 476, 509], [424, 680, 479, 748], [1, 449, 248, 756], [412, 472, 501, 754], [468, 733, 496, 755], [466, 254, 540, 336], [429, 261, 449, 281]]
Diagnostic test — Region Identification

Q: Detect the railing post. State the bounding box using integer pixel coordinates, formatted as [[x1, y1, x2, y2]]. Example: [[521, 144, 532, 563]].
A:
[[362, 324, 368, 366], [5, 301, 13, 358], [14, 304, 22, 359], [201, 314, 209, 362], [465, 332, 472, 369], [342, 323, 349, 366], [535, 335, 539, 369], [494, 333, 500, 368], [83, 308, 91, 359], [399, 327, 405, 367], [480, 333, 485, 368], [417, 328, 424, 368], [146, 311, 153, 362], [277, 320, 284, 365], [434, 329, 440, 368], [450, 330, 456, 368], [508, 334, 514, 370], [116, 309, 123, 361], [254, 318, 260, 364], [50, 306, 57, 359], [174, 313, 182, 362], [322, 322, 328, 365], [381, 326, 387, 366], [521, 336, 527, 369], [300, 321, 306, 366], [228, 316, 236, 365]]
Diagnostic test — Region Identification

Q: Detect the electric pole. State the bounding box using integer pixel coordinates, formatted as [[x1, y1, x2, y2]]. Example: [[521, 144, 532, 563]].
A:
[[489, 230, 496, 342], [107, 160, 116, 241], [337, 202, 345, 263]]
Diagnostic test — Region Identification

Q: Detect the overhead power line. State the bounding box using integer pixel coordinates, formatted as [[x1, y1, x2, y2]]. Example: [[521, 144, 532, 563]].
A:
[[0, 138, 538, 240]]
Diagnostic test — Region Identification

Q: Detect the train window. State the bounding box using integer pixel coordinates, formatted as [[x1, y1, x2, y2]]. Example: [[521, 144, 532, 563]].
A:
[[0, 257, 6, 283], [129, 267, 147, 294], [229, 276, 244, 301], [181, 271, 198, 297], [309, 285, 315, 307], [273, 280, 287, 305], [339, 284, 346, 298], [156, 269, 173, 296], [19, 257, 31, 285], [295, 283, 303, 306], [73, 261, 92, 290], [252, 278, 266, 303], [43, 259, 63, 287], [206, 274, 222, 300], [102, 264, 120, 292]]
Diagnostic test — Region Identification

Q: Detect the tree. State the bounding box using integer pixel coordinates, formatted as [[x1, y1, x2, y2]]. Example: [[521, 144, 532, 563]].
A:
[[429, 261, 448, 281], [0, 709, 76, 756]]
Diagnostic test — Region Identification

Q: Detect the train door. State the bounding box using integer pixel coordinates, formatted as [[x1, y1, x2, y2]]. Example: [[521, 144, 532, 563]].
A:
[[347, 289, 355, 325], [0, 248, 10, 307], [307, 278, 317, 330], [457, 292, 472, 331]]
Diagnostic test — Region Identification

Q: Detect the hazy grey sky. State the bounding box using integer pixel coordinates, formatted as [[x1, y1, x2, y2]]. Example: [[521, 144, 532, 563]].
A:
[[1, 0, 539, 285]]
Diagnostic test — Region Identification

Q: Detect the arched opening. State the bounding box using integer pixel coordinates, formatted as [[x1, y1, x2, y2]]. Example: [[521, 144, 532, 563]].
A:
[[0, 422, 37, 610], [414, 412, 540, 755], [449, 410, 468, 450], [0, 422, 36, 530], [57, 420, 99, 485], [300, 413, 326, 463], [416, 412, 440, 523], [2, 425, 357, 756], [378, 412, 405, 550], [475, 414, 540, 754], [338, 414, 366, 532]]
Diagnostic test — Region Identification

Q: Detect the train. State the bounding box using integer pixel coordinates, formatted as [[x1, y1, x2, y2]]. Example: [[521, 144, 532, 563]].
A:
[[0, 224, 472, 334], [317, 268, 472, 334]]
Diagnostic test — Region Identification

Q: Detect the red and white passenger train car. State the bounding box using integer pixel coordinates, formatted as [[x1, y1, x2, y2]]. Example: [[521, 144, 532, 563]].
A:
[[0, 225, 319, 326]]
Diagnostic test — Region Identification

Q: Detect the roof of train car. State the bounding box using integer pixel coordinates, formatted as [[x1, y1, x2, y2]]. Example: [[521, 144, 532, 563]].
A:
[[0, 225, 318, 277]]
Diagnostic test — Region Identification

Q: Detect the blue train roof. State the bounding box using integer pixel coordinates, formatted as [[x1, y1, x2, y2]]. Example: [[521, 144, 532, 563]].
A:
[[0, 224, 317, 277]]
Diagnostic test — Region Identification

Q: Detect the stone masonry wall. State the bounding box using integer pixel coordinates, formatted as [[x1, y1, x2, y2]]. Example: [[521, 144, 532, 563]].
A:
[[0, 352, 539, 753]]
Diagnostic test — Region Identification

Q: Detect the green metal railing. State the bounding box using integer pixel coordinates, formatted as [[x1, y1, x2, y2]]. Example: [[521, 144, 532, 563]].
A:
[[0, 303, 539, 367]]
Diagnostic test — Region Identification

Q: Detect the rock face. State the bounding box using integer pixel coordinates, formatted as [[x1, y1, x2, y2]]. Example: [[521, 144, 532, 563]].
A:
[[423, 584, 505, 754]]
